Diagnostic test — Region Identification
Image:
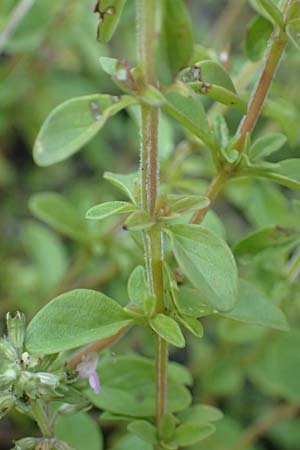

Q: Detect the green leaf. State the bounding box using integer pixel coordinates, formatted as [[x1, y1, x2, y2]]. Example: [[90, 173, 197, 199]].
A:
[[150, 314, 185, 348], [21, 221, 68, 290], [25, 289, 132, 354], [166, 194, 210, 216], [87, 355, 192, 417], [245, 15, 273, 61], [257, 0, 284, 28], [128, 266, 148, 307], [127, 420, 157, 445], [112, 433, 153, 450], [103, 171, 139, 203], [163, 91, 214, 149], [249, 132, 287, 160], [287, 18, 300, 51], [166, 224, 238, 312], [213, 114, 229, 152], [163, 0, 193, 76], [176, 315, 204, 338], [29, 192, 87, 242], [239, 159, 300, 190], [178, 404, 223, 424], [158, 414, 176, 442], [99, 56, 118, 76], [175, 423, 216, 447], [187, 60, 236, 92], [219, 279, 289, 331], [125, 210, 155, 231], [33, 94, 136, 166], [86, 201, 137, 221], [250, 330, 300, 401], [55, 413, 103, 450], [188, 81, 246, 113], [95, 0, 127, 43], [234, 226, 299, 258], [174, 286, 213, 318]]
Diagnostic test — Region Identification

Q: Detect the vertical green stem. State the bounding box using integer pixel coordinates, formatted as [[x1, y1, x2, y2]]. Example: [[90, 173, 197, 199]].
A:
[[137, 0, 168, 426], [32, 400, 52, 438]]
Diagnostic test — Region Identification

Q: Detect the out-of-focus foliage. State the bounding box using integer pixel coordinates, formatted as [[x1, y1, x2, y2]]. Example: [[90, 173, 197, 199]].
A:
[[1, 0, 300, 449]]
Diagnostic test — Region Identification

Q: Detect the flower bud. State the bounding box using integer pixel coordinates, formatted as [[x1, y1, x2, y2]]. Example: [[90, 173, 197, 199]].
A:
[[0, 338, 18, 361], [12, 437, 38, 450], [6, 312, 26, 350], [0, 393, 15, 419]]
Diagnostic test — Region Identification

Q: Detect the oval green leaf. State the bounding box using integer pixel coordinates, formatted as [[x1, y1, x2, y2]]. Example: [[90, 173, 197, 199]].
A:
[[150, 314, 185, 348], [167, 224, 238, 312], [95, 0, 127, 43], [25, 289, 132, 354], [33, 94, 136, 166], [86, 201, 137, 220]]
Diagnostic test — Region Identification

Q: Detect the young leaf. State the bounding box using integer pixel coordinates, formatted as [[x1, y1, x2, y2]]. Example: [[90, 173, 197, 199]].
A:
[[175, 423, 216, 447], [189, 60, 236, 93], [286, 18, 300, 51], [234, 226, 299, 258], [55, 413, 103, 450], [29, 192, 87, 242], [188, 82, 246, 113], [150, 314, 185, 348], [219, 279, 289, 331], [86, 201, 137, 221], [176, 314, 204, 338], [164, 91, 214, 149], [245, 15, 273, 62], [33, 94, 136, 166], [174, 286, 213, 318], [163, 0, 193, 76], [166, 194, 210, 215], [127, 420, 157, 445], [127, 266, 148, 307], [95, 0, 127, 43], [87, 355, 192, 417], [166, 224, 238, 312], [238, 159, 300, 190], [178, 404, 223, 424], [158, 414, 176, 442], [249, 132, 287, 160], [213, 114, 229, 152], [125, 210, 155, 231], [99, 56, 119, 76], [25, 289, 132, 354], [103, 171, 139, 203], [256, 0, 284, 28]]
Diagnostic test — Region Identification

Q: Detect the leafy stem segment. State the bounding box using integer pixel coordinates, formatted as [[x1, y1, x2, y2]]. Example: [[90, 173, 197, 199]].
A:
[[137, 0, 168, 425], [191, 0, 292, 225]]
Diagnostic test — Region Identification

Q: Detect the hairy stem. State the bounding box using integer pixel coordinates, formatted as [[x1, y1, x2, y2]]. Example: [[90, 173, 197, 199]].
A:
[[137, 0, 168, 426], [32, 400, 53, 438], [192, 0, 292, 225]]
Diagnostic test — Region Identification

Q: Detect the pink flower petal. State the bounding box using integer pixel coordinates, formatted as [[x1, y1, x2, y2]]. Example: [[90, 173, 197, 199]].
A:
[[89, 372, 101, 394]]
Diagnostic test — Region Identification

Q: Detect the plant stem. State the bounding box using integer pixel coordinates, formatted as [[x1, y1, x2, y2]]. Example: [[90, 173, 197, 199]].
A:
[[192, 0, 292, 225], [230, 403, 300, 450], [137, 0, 168, 426], [32, 400, 53, 438]]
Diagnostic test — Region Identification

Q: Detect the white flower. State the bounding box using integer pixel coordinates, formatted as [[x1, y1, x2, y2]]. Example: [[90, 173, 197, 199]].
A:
[[76, 352, 101, 394]]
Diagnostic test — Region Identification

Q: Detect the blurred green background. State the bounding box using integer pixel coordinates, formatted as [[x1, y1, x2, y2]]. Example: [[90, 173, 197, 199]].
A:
[[1, 0, 300, 449]]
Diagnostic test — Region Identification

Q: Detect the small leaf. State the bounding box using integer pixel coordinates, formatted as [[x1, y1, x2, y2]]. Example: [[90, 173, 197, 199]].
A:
[[86, 201, 137, 221], [245, 15, 273, 61], [176, 315, 204, 338], [219, 279, 289, 331], [29, 192, 87, 242], [166, 224, 238, 312], [186, 60, 236, 92], [127, 420, 157, 445], [25, 289, 132, 354], [240, 158, 300, 190], [150, 314, 185, 348], [164, 91, 214, 149], [174, 286, 213, 318], [95, 0, 127, 43], [256, 0, 284, 28], [158, 414, 176, 442], [250, 132, 287, 160], [175, 423, 216, 447], [125, 210, 155, 231], [55, 413, 103, 450], [103, 171, 139, 203], [128, 266, 148, 307], [99, 56, 118, 76], [286, 18, 300, 51], [213, 114, 229, 152], [163, 0, 194, 76], [166, 194, 210, 215], [33, 94, 136, 166], [178, 404, 223, 424], [234, 226, 299, 258]]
